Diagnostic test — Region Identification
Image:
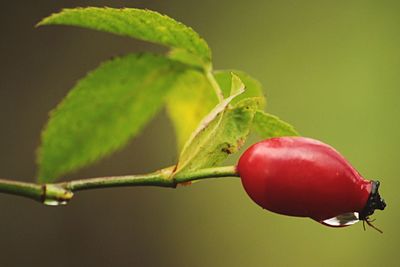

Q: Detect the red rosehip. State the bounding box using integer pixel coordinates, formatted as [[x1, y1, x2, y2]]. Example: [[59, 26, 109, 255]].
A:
[[237, 137, 386, 231]]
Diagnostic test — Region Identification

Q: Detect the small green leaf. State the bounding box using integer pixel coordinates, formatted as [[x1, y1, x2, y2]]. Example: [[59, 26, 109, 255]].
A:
[[38, 7, 211, 67], [229, 72, 246, 95], [253, 110, 299, 138], [37, 53, 186, 183], [174, 95, 261, 175], [166, 70, 265, 150], [167, 72, 244, 152], [166, 70, 219, 150], [214, 70, 266, 107], [181, 73, 245, 147]]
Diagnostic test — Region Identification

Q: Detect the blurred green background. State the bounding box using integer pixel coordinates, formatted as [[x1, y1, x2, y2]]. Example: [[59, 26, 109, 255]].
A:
[[0, 1, 398, 266]]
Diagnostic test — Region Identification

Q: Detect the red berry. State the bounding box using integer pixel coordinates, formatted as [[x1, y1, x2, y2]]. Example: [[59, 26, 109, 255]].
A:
[[237, 137, 386, 229]]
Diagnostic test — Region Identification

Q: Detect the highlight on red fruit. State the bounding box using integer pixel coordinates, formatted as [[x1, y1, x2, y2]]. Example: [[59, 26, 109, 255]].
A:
[[237, 137, 386, 232]]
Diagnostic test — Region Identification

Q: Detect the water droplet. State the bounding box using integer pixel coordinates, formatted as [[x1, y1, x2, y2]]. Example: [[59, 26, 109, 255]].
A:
[[42, 184, 73, 206], [43, 199, 69, 206], [320, 212, 360, 227]]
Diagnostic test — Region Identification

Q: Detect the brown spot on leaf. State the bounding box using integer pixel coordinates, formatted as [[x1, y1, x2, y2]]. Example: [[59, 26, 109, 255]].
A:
[[221, 143, 234, 154], [237, 138, 246, 149]]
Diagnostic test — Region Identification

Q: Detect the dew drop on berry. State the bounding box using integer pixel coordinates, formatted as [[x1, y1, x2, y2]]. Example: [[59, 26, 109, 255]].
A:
[[320, 212, 360, 227]]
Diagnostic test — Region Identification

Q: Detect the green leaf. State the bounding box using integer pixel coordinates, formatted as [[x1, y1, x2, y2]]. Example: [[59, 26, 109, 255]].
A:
[[179, 73, 245, 152], [38, 7, 211, 67], [174, 88, 261, 175], [229, 72, 246, 95], [214, 70, 266, 107], [166, 70, 265, 150], [175, 98, 261, 174], [253, 110, 299, 138], [166, 70, 219, 150], [37, 53, 186, 183]]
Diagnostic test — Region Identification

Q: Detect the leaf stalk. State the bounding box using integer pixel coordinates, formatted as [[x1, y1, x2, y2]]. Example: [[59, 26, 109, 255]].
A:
[[206, 71, 224, 102]]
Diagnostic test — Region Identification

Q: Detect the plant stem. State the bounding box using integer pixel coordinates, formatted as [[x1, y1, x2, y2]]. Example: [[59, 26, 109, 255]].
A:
[[206, 71, 224, 102], [0, 166, 238, 205], [0, 179, 43, 201]]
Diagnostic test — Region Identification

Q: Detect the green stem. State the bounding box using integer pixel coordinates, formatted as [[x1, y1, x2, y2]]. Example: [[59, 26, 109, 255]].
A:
[[206, 71, 224, 102], [0, 179, 43, 201], [0, 166, 238, 205]]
